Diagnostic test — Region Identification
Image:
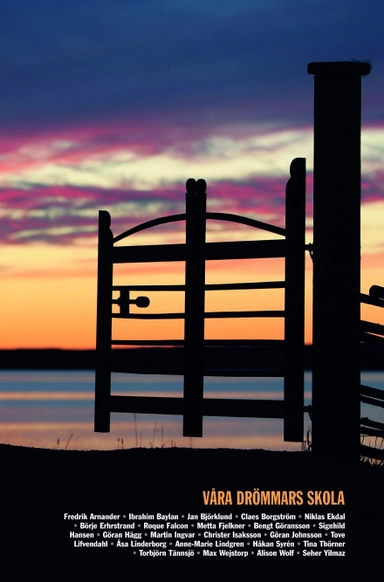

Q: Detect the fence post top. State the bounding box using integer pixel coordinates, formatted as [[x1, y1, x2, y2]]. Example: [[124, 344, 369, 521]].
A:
[[307, 61, 371, 77], [186, 178, 207, 194]]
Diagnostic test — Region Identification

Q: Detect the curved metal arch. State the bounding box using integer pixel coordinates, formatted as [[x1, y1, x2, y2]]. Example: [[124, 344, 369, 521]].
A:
[[113, 210, 285, 243], [113, 213, 186, 243], [206, 212, 285, 237]]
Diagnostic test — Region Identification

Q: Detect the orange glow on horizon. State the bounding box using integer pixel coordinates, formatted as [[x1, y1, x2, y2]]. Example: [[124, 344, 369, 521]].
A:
[[0, 213, 383, 350], [0, 246, 317, 349]]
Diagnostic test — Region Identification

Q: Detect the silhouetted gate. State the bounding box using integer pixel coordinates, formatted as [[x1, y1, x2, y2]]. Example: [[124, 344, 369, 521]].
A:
[[94, 158, 306, 442]]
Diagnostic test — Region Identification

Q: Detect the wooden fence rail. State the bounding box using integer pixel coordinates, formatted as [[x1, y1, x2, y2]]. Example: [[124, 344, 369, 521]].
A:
[[360, 287, 384, 460]]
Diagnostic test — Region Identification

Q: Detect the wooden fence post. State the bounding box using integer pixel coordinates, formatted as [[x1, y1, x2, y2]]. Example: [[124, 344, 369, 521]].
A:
[[308, 61, 371, 461]]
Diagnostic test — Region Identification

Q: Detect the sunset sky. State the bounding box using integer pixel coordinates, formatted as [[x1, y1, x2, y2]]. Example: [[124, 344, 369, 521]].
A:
[[1, 1, 384, 349]]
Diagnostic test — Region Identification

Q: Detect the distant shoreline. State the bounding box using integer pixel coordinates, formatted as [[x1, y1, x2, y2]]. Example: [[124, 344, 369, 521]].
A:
[[0, 345, 382, 370]]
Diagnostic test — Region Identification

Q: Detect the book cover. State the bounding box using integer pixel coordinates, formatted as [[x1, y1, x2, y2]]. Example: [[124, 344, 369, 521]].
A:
[[1, 2, 383, 574]]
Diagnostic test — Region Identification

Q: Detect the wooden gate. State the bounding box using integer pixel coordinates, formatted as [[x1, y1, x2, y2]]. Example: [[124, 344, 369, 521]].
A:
[[94, 158, 306, 443]]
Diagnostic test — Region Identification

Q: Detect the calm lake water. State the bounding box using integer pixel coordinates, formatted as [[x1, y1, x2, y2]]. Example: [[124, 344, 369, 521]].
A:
[[0, 370, 383, 451]]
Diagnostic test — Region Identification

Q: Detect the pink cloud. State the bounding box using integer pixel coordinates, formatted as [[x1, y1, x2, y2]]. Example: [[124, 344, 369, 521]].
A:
[[0, 175, 304, 245], [0, 118, 382, 245]]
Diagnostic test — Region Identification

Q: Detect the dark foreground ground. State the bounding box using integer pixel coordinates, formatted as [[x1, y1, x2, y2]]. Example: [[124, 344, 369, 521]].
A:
[[2, 445, 383, 574]]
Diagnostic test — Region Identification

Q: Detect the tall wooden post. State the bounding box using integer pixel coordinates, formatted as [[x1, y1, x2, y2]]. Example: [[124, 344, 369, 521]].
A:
[[183, 178, 206, 436], [308, 61, 371, 461]]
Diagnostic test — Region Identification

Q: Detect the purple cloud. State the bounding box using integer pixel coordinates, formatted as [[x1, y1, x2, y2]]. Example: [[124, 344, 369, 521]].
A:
[[0, 1, 383, 247]]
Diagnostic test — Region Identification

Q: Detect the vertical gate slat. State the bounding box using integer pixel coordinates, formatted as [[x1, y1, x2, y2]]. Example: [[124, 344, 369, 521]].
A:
[[183, 179, 207, 437], [94, 210, 113, 432], [284, 158, 306, 442]]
